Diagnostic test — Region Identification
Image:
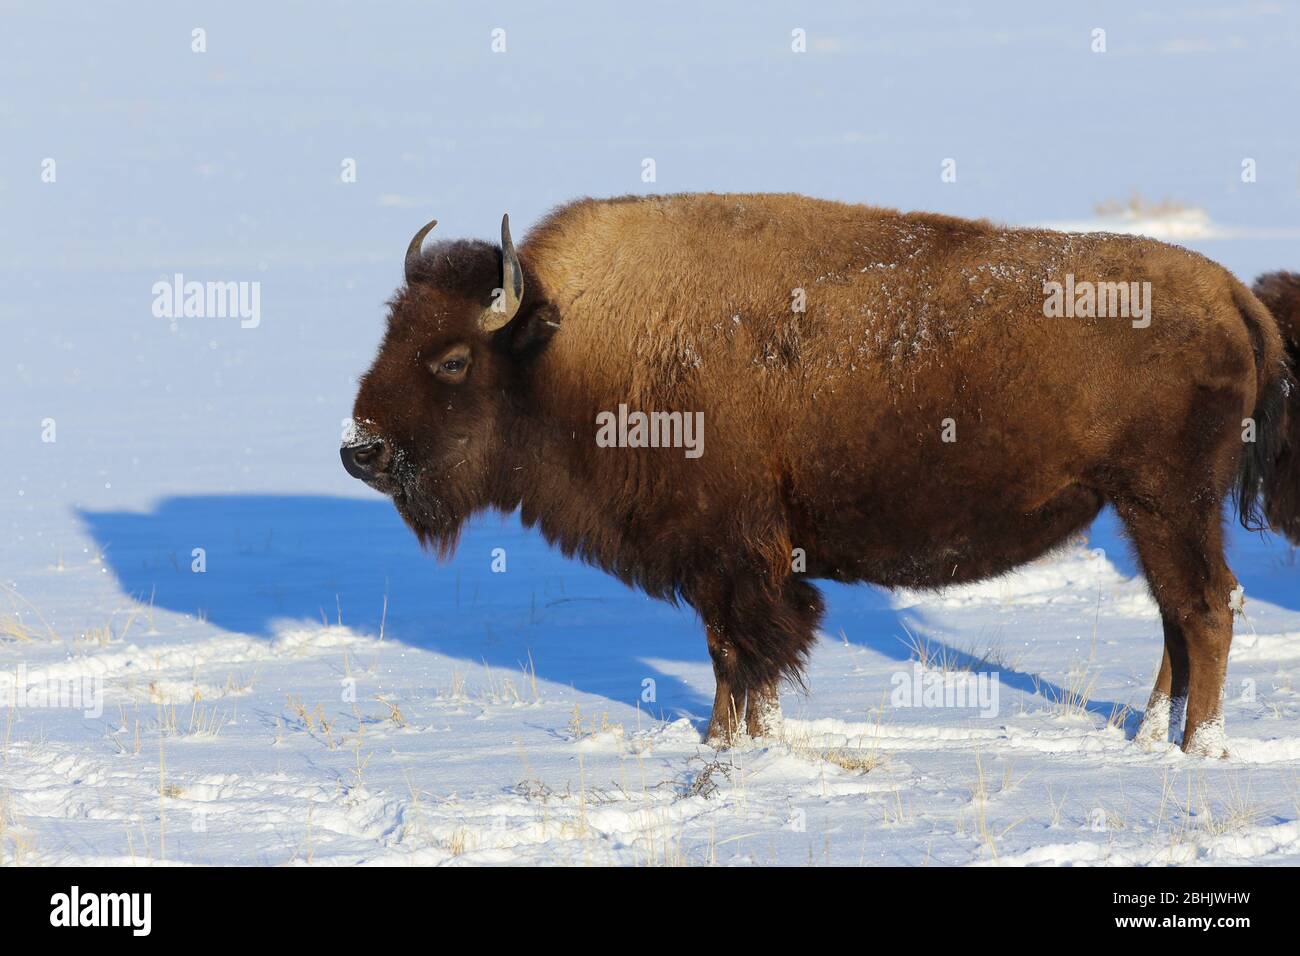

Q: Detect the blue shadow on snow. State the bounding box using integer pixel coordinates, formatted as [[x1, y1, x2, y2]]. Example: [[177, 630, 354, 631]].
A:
[[77, 496, 1295, 725]]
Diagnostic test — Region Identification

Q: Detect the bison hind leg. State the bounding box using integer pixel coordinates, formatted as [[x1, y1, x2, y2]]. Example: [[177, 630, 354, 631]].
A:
[[1134, 621, 1190, 749], [701, 578, 823, 747], [1117, 499, 1235, 758]]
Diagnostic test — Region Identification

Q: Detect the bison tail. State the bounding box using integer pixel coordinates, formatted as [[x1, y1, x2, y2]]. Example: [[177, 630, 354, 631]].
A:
[[1236, 271, 1300, 544]]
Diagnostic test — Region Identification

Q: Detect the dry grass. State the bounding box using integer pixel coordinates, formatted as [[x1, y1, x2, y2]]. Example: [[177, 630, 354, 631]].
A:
[[566, 703, 624, 741], [107, 704, 144, 756], [0, 584, 60, 643], [288, 808, 316, 864], [0, 790, 36, 865], [1106, 702, 1133, 733], [969, 751, 994, 857], [900, 623, 1019, 675], [439, 657, 542, 707], [778, 698, 890, 774], [680, 756, 734, 799], [1093, 191, 1195, 219], [634, 811, 691, 866], [1193, 772, 1264, 837], [348, 738, 372, 789], [150, 697, 228, 739], [0, 611, 36, 643], [284, 694, 338, 749], [1045, 784, 1069, 828], [882, 786, 911, 826], [1155, 768, 1266, 854], [960, 752, 1029, 859], [375, 695, 406, 728], [75, 605, 142, 649], [817, 748, 882, 773], [1036, 659, 1099, 719]]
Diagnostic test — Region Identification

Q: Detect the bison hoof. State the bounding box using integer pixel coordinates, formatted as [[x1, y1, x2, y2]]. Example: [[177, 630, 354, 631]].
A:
[[704, 719, 740, 749], [1182, 716, 1228, 759], [745, 694, 783, 741], [1134, 692, 1171, 748], [704, 730, 745, 750], [1134, 692, 1191, 751]]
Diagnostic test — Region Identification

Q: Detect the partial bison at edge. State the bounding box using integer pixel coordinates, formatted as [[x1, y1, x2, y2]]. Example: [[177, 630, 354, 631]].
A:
[[342, 193, 1300, 757]]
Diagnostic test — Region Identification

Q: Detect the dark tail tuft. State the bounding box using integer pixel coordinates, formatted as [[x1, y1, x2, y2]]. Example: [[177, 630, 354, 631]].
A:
[[1237, 272, 1300, 544]]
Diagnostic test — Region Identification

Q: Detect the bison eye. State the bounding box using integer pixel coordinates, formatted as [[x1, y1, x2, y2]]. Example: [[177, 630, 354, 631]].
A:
[[428, 347, 471, 381]]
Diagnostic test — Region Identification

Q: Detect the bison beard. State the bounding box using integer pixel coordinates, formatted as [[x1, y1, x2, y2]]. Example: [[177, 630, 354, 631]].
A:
[[345, 194, 1300, 757], [392, 486, 463, 560]]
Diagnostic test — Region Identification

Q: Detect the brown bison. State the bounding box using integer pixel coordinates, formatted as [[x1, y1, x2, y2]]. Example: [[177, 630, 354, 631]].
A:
[[342, 193, 1300, 757]]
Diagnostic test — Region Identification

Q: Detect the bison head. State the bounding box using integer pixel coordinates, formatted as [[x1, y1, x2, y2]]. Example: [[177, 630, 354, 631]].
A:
[[342, 215, 551, 556]]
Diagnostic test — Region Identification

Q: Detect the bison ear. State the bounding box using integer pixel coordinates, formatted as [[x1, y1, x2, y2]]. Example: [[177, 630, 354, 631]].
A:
[[479, 214, 524, 333], [505, 302, 561, 355]]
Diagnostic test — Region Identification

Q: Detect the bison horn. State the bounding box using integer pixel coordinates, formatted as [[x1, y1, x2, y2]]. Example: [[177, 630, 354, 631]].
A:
[[480, 213, 524, 332], [403, 219, 439, 283], [404, 218, 438, 284]]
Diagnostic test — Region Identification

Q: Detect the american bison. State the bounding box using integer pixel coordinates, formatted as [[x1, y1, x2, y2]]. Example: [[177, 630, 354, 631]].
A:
[[342, 193, 1300, 757]]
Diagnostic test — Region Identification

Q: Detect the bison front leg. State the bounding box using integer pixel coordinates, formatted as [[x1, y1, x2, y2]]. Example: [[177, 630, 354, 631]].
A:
[[745, 681, 782, 740], [704, 624, 743, 746], [699, 577, 823, 748], [703, 635, 781, 745]]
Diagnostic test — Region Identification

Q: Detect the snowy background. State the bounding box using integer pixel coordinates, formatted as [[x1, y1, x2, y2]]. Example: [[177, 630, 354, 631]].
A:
[[3, 1, 1300, 865]]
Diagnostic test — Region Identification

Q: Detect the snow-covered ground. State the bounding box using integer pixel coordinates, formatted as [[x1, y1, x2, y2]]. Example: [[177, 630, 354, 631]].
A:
[[3, 2, 1299, 866]]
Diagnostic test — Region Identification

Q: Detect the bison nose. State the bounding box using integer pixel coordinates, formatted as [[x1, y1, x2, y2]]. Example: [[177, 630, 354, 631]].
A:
[[341, 440, 391, 480]]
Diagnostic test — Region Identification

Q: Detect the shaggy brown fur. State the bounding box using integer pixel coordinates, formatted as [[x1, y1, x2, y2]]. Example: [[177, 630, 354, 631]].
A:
[[1250, 272, 1300, 542], [344, 193, 1300, 756]]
